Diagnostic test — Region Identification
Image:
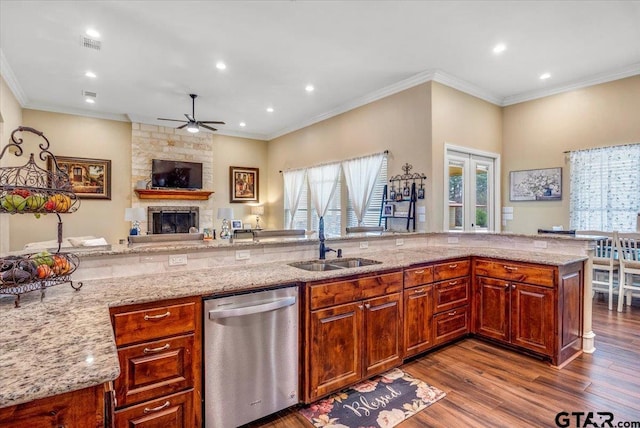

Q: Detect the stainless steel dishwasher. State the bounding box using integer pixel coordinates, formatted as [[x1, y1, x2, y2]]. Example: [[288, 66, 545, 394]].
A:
[[203, 286, 299, 428]]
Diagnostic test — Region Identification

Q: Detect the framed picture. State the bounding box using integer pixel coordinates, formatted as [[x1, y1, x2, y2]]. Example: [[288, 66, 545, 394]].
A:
[[509, 167, 562, 201], [383, 203, 395, 217], [230, 166, 259, 203], [389, 189, 396, 201], [48, 156, 111, 199], [417, 188, 425, 199], [231, 219, 243, 230]]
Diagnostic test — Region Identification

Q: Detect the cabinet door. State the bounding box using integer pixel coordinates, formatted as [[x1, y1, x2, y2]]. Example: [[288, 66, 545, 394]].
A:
[[114, 389, 193, 428], [510, 282, 555, 356], [363, 292, 403, 378], [404, 285, 433, 357], [475, 277, 510, 342], [308, 302, 362, 400]]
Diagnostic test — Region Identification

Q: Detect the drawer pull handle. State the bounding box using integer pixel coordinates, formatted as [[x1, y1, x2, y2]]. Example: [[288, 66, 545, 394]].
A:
[[448, 280, 458, 286], [503, 265, 518, 271], [448, 310, 457, 316], [358, 305, 364, 310], [143, 400, 170, 414], [144, 311, 171, 321], [512, 284, 517, 290], [413, 269, 425, 274], [365, 303, 371, 309], [505, 283, 510, 290], [414, 288, 425, 294], [143, 343, 170, 354], [448, 264, 458, 269]]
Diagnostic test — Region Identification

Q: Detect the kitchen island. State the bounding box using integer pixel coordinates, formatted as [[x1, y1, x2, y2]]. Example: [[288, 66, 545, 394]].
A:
[[0, 232, 594, 426]]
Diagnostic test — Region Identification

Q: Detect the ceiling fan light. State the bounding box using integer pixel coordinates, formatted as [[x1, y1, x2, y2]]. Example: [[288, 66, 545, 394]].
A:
[[187, 123, 199, 133]]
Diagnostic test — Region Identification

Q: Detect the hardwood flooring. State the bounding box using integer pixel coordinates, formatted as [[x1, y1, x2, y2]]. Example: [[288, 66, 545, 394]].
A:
[[245, 295, 640, 428]]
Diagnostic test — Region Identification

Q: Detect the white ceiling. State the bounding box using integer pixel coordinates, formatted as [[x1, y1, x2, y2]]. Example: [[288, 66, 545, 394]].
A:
[[1, 1, 639, 141]]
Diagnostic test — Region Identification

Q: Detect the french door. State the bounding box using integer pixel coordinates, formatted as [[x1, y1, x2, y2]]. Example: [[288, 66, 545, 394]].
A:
[[445, 147, 498, 232]]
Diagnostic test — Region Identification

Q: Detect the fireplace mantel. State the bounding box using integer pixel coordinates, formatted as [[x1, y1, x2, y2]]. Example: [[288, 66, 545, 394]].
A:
[[135, 189, 213, 200]]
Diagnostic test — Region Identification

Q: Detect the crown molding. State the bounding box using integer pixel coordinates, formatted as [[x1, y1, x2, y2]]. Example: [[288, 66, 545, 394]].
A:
[[502, 63, 640, 106], [0, 49, 28, 106], [267, 68, 505, 140], [25, 102, 130, 122]]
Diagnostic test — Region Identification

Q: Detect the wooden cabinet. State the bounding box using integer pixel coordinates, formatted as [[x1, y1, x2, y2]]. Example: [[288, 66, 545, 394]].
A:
[[0, 384, 106, 428], [110, 297, 202, 428], [304, 271, 403, 402], [474, 258, 583, 366], [403, 265, 434, 357], [432, 259, 470, 345]]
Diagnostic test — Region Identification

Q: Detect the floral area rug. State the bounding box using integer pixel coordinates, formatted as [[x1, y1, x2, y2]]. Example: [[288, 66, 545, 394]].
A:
[[299, 368, 446, 428]]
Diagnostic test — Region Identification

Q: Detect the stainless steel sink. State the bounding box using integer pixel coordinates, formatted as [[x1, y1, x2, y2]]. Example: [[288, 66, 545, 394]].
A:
[[288, 257, 381, 271]]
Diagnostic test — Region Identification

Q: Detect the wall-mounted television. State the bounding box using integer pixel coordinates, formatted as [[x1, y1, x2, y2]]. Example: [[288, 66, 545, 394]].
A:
[[151, 159, 203, 189]]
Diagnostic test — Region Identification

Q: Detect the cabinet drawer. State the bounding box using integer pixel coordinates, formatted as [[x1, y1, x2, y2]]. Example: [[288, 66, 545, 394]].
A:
[[433, 259, 470, 281], [115, 334, 194, 407], [112, 301, 196, 346], [433, 277, 469, 313], [475, 259, 555, 287], [404, 265, 434, 288], [433, 305, 470, 345], [309, 271, 402, 310], [114, 389, 193, 428]]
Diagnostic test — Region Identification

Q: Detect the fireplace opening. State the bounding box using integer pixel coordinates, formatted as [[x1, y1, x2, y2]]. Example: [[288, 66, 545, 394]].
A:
[[148, 206, 199, 234]]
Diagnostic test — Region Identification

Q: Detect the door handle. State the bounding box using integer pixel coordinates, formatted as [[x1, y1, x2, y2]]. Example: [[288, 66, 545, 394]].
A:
[[208, 296, 296, 319]]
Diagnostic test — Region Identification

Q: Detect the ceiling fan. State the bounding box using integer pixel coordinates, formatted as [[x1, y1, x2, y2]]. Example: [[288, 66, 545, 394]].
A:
[[157, 94, 225, 133]]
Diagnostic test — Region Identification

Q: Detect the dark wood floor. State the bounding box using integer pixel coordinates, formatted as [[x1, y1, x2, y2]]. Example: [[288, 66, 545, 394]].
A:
[[246, 294, 640, 428]]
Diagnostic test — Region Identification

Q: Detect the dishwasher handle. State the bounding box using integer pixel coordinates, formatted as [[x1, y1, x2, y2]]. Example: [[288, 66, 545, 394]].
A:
[[208, 296, 296, 320]]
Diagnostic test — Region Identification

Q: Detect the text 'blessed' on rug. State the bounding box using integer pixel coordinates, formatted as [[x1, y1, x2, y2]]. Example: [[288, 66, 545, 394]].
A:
[[299, 368, 446, 428]]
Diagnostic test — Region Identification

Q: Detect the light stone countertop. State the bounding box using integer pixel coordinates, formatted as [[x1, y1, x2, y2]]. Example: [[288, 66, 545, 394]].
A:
[[0, 245, 587, 408]]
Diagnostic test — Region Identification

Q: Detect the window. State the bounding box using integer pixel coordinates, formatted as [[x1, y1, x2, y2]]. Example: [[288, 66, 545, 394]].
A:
[[570, 143, 640, 232], [284, 155, 388, 234]]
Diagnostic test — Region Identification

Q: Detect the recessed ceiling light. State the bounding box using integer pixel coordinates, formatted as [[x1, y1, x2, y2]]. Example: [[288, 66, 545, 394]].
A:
[[216, 61, 226, 70], [540, 72, 551, 80], [239, 122, 246, 127], [266, 107, 274, 113], [305, 84, 315, 92], [86, 28, 100, 38], [493, 43, 506, 54], [85, 71, 97, 78], [85, 98, 95, 104]]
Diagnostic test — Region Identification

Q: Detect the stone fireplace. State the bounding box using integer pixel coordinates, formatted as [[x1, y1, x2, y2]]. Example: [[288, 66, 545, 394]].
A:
[[148, 206, 199, 234]]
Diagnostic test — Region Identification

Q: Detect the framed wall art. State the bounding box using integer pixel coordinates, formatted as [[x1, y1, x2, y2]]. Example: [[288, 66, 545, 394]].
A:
[[48, 156, 111, 199], [509, 167, 562, 201], [230, 166, 259, 203]]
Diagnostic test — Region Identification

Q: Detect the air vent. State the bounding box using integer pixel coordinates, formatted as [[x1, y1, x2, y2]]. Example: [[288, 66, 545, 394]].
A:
[[80, 35, 101, 51], [82, 90, 97, 98]]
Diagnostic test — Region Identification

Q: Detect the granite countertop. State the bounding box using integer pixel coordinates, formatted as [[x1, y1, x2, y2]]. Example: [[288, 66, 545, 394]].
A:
[[0, 246, 586, 408]]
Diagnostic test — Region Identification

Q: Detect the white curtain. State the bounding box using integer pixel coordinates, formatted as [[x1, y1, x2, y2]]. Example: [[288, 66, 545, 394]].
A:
[[283, 169, 307, 229], [307, 163, 341, 218], [342, 153, 385, 225], [570, 143, 640, 232]]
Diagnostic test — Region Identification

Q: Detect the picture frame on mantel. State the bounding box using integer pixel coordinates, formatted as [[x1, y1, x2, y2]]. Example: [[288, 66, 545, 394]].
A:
[[230, 166, 259, 203], [48, 156, 111, 199], [509, 167, 562, 201]]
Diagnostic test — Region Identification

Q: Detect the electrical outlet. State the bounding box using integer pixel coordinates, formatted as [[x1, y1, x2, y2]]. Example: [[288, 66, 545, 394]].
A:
[[448, 236, 459, 244], [396, 238, 404, 246], [533, 240, 548, 249], [360, 241, 369, 249], [168, 254, 187, 266], [236, 250, 250, 260]]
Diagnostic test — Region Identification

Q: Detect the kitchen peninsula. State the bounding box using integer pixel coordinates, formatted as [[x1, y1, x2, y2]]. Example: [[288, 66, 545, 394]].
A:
[[0, 232, 594, 427]]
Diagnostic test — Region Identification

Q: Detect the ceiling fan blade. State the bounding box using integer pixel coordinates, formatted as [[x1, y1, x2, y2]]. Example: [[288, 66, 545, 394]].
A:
[[185, 114, 195, 122], [157, 118, 187, 123], [200, 124, 218, 132], [199, 121, 226, 125], [176, 123, 188, 129]]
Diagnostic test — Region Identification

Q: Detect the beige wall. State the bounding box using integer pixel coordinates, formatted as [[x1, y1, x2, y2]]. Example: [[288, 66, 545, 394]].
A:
[[502, 75, 640, 234], [8, 110, 132, 249], [267, 83, 432, 230], [0, 76, 24, 252], [431, 82, 503, 231]]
